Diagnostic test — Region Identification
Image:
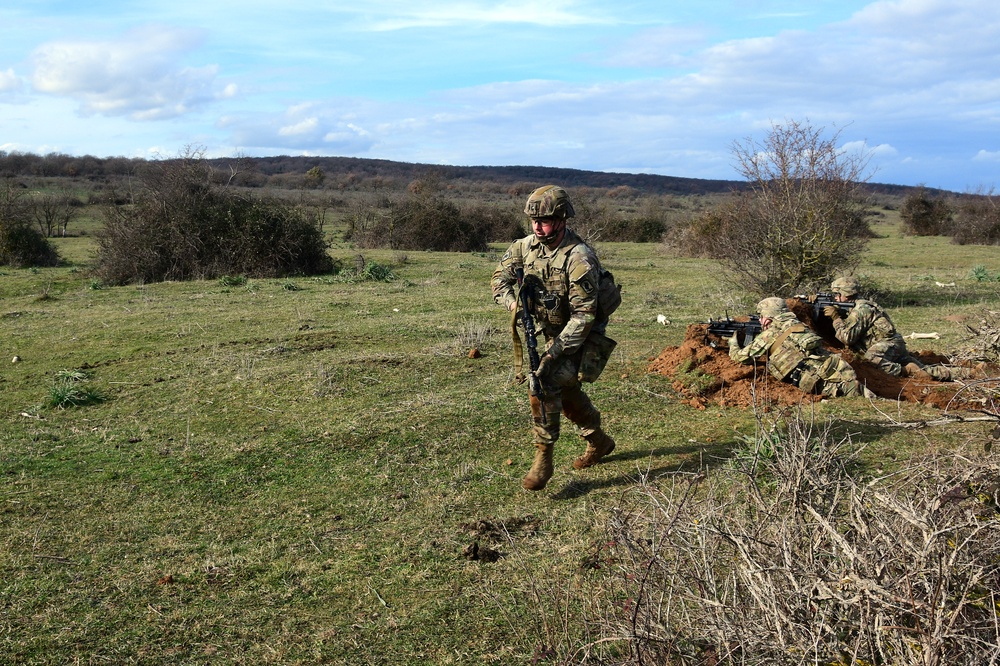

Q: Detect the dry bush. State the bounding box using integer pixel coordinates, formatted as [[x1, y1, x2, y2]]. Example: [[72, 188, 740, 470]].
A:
[[951, 192, 1000, 246], [31, 192, 78, 237], [347, 194, 523, 251], [671, 121, 873, 296], [94, 153, 333, 284], [572, 196, 669, 243], [666, 205, 731, 258], [0, 180, 60, 267], [589, 411, 1000, 665], [900, 187, 954, 237], [960, 310, 1000, 364]]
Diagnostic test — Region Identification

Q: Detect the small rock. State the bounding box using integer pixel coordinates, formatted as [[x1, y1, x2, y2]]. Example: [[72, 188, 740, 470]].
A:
[[468, 348, 481, 359], [11, 356, 20, 363]]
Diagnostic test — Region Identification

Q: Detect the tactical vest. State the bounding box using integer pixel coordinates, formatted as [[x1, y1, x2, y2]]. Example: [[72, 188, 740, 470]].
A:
[[857, 299, 897, 342], [522, 238, 620, 330], [767, 320, 824, 381]]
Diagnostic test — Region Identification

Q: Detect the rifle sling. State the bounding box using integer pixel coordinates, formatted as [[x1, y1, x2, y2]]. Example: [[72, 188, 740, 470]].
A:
[[511, 285, 526, 382], [768, 323, 806, 358]]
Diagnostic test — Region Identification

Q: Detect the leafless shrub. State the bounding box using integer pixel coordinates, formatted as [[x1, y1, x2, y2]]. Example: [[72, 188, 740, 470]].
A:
[[572, 196, 668, 243], [670, 121, 874, 296], [951, 190, 1000, 246], [347, 193, 522, 251], [31, 192, 78, 237], [0, 180, 60, 267], [900, 186, 954, 237], [94, 151, 333, 284], [588, 410, 1000, 665]]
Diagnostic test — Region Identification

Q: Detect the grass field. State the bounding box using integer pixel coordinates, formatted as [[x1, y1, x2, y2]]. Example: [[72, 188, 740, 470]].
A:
[[2, 215, 1000, 664]]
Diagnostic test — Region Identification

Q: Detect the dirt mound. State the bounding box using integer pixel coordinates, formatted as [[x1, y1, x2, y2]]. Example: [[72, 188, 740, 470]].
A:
[[650, 310, 995, 411]]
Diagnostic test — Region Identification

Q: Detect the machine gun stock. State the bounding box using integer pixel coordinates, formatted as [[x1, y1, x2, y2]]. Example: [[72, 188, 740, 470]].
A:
[[705, 314, 762, 349], [797, 292, 855, 320]]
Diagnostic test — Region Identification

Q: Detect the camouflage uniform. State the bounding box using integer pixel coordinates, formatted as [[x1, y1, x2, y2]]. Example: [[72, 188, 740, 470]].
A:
[[829, 279, 952, 381], [491, 185, 621, 490], [730, 307, 861, 398], [492, 228, 611, 447]]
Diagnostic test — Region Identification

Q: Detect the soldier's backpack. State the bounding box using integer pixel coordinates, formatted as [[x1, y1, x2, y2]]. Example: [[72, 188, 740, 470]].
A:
[[596, 268, 622, 321], [579, 268, 621, 383]]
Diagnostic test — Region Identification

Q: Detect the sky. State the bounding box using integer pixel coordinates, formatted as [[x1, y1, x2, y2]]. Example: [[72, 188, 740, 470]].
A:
[[1, 1, 998, 193]]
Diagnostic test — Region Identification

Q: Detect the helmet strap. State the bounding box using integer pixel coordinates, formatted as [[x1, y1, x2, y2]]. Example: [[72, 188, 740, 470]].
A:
[[537, 217, 566, 245]]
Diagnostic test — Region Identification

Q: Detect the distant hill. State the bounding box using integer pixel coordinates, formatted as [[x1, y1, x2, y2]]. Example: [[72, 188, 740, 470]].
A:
[[220, 155, 742, 196], [0, 150, 950, 197], [226, 155, 945, 198]]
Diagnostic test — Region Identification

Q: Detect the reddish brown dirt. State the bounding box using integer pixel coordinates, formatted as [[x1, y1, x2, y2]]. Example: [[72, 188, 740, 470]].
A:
[[649, 300, 994, 411]]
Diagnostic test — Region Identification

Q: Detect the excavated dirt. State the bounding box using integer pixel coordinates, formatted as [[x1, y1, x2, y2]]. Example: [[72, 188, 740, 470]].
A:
[[649, 299, 995, 412]]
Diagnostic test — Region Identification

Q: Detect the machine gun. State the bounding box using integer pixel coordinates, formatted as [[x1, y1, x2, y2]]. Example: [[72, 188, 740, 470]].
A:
[[797, 292, 855, 320], [514, 268, 547, 420], [705, 314, 762, 349]]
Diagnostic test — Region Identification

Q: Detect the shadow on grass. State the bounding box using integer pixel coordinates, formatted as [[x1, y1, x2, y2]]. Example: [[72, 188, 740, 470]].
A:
[[548, 413, 901, 500], [549, 440, 735, 500]]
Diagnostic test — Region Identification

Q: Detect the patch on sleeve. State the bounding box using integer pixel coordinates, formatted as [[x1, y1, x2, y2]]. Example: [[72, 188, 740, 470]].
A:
[[577, 271, 598, 295], [501, 249, 512, 263], [568, 257, 595, 282]]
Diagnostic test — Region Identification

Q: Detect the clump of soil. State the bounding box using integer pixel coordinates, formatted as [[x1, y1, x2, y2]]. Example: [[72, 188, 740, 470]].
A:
[[650, 299, 996, 411]]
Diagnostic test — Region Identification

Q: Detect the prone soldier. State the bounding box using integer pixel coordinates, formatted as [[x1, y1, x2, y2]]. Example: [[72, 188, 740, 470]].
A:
[[728, 297, 863, 398], [825, 276, 957, 380]]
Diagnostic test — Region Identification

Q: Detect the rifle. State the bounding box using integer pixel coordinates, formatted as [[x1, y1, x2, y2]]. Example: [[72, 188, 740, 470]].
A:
[[797, 292, 854, 320], [705, 314, 762, 349], [514, 268, 547, 420]]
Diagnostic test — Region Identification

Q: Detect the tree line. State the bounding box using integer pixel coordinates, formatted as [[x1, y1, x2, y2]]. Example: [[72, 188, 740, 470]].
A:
[[3, 124, 997, 295]]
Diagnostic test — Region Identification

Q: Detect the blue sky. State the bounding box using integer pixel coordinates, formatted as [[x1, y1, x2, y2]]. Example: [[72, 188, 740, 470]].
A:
[[1, 0, 998, 192]]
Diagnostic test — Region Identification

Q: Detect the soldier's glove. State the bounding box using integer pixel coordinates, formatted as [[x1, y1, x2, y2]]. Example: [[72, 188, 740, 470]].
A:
[[727, 332, 740, 348], [536, 353, 556, 378], [823, 305, 842, 319]]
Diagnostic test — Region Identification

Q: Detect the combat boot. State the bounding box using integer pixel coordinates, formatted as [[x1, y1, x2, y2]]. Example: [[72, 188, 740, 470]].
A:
[[904, 362, 931, 379], [573, 430, 616, 470], [522, 443, 554, 491], [925, 365, 954, 381]]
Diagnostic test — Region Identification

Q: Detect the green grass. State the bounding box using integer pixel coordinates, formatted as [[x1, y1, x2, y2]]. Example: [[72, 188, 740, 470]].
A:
[[2, 222, 998, 664]]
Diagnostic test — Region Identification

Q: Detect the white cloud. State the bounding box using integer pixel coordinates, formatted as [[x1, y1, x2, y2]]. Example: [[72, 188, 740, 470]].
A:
[[973, 149, 1000, 162], [278, 117, 319, 136], [30, 25, 229, 120], [0, 68, 22, 93], [602, 25, 709, 68], [841, 140, 897, 158], [361, 0, 616, 31]]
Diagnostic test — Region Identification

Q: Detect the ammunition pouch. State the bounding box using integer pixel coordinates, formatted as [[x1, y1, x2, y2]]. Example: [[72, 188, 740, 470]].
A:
[[578, 331, 617, 383], [797, 367, 822, 394]]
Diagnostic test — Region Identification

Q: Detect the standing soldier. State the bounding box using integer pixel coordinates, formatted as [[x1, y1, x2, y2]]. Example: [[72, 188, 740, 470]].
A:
[[492, 185, 620, 491], [825, 276, 955, 380], [729, 297, 863, 397]]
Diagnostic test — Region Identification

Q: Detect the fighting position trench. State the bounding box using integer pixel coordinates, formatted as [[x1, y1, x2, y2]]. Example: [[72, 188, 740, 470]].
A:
[[648, 299, 998, 413]]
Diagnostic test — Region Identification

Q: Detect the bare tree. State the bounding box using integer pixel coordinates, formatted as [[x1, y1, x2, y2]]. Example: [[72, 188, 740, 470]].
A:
[[32, 193, 77, 237], [0, 180, 60, 267], [710, 120, 875, 295]]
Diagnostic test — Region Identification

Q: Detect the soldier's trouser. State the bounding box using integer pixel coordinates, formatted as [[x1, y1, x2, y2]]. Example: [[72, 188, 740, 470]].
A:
[[799, 354, 861, 397], [529, 352, 601, 446], [867, 338, 951, 381]]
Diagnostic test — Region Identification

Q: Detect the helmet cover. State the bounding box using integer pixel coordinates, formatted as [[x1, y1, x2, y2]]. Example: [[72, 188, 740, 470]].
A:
[[756, 297, 789, 318], [524, 185, 575, 220], [831, 276, 861, 297]]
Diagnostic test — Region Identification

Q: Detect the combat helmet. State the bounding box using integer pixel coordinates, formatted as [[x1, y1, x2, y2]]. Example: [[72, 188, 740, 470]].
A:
[[524, 185, 575, 220], [831, 276, 861, 297], [756, 297, 788, 318]]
